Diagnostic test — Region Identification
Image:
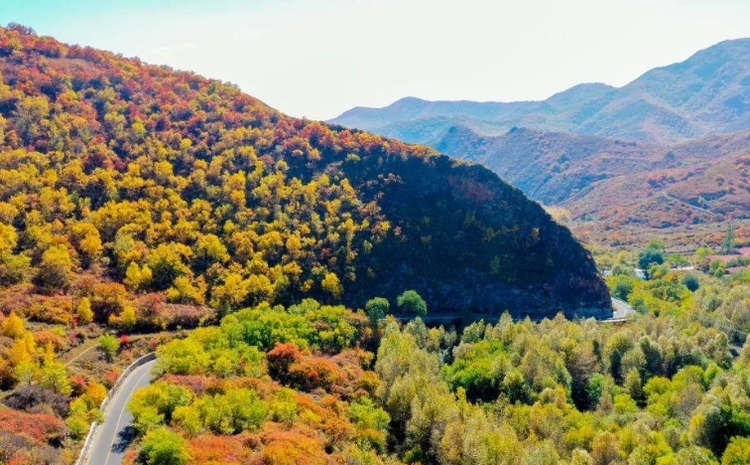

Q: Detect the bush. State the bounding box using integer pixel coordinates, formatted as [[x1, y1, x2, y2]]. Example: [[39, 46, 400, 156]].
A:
[[2, 385, 70, 417]]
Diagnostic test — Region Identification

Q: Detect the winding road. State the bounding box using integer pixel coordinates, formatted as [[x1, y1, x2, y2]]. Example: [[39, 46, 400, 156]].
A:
[[84, 359, 157, 465]]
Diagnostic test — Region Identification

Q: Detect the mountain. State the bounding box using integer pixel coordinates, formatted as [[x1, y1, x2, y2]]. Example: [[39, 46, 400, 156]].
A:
[[433, 126, 655, 205], [433, 124, 750, 238], [0, 25, 610, 319], [331, 39, 750, 145]]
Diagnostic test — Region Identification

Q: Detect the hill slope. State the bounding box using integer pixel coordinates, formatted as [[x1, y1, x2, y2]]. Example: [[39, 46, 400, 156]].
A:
[[331, 39, 750, 145], [434, 125, 750, 233], [0, 25, 610, 319]]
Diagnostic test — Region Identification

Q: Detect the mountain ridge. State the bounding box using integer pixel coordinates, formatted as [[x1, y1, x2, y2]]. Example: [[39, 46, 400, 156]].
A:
[[331, 38, 750, 145], [433, 123, 750, 238]]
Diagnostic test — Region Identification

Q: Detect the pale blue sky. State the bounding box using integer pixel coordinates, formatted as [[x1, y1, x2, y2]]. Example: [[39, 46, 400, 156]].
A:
[[3, 0, 750, 120]]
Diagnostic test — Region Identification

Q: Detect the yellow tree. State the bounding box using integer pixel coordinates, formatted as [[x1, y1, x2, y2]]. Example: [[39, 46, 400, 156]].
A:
[[1, 311, 25, 338]]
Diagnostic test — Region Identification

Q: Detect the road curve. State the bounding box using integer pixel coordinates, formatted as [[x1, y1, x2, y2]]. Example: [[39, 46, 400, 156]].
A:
[[610, 297, 637, 321], [85, 359, 157, 465]]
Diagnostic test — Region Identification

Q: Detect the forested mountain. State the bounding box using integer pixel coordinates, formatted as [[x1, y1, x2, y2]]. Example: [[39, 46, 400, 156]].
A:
[[331, 38, 750, 145], [0, 24, 609, 324]]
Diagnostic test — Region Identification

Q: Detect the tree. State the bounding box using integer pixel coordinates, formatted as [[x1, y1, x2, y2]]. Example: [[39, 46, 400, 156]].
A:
[[147, 243, 192, 291], [39, 350, 71, 395], [682, 274, 700, 292], [32, 244, 74, 291], [98, 334, 120, 362], [611, 276, 634, 301], [591, 431, 619, 465], [140, 426, 189, 465], [397, 290, 427, 318], [76, 297, 94, 324], [722, 437, 750, 464], [321, 272, 343, 299], [721, 224, 735, 254], [638, 248, 665, 272], [194, 234, 228, 272], [365, 297, 389, 325], [570, 449, 594, 465], [124, 262, 152, 292], [109, 305, 137, 330], [688, 404, 726, 455], [694, 247, 714, 268], [201, 388, 267, 434], [676, 446, 719, 465], [1, 312, 25, 339]]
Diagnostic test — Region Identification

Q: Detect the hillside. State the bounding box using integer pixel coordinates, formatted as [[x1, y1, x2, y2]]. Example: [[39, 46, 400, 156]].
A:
[[434, 125, 750, 234], [331, 39, 750, 145], [433, 126, 658, 205], [0, 25, 609, 322]]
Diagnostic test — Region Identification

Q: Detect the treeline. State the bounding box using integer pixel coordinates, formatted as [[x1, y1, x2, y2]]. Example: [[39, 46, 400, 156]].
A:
[[121, 282, 750, 465]]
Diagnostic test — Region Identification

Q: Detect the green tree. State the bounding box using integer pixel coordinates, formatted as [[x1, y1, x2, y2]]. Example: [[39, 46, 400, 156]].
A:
[[721, 224, 735, 254], [39, 356, 72, 395], [201, 388, 267, 434], [722, 437, 750, 464], [682, 274, 700, 292], [397, 290, 427, 318], [676, 446, 719, 465], [694, 247, 714, 268], [638, 248, 665, 272], [98, 334, 120, 362], [365, 297, 389, 325], [140, 426, 189, 465], [611, 276, 635, 301]]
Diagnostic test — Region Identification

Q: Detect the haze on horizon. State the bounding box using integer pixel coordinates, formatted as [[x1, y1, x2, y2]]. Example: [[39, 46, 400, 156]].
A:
[[3, 0, 750, 120]]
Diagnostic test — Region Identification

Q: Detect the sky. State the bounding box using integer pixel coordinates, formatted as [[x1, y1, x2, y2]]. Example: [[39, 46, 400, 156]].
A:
[[2, 0, 750, 120]]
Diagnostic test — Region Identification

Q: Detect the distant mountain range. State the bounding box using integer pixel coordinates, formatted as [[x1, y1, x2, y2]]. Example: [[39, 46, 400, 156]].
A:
[[330, 39, 750, 243], [332, 39, 750, 145]]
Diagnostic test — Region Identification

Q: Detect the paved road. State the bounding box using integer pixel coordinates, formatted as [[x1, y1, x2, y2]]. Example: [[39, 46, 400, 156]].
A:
[[397, 297, 635, 325], [610, 297, 637, 321], [85, 359, 157, 465]]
